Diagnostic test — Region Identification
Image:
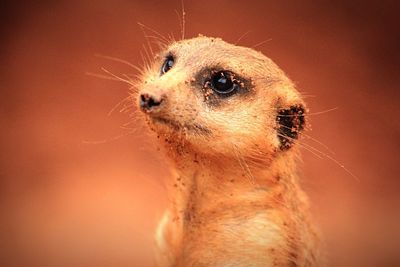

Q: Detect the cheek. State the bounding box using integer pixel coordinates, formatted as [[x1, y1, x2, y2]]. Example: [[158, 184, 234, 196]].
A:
[[207, 106, 280, 152], [167, 88, 201, 118], [203, 112, 258, 144], [211, 106, 264, 135]]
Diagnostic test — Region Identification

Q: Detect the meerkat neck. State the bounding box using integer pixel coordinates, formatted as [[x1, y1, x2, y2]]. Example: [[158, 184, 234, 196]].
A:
[[166, 150, 302, 220]]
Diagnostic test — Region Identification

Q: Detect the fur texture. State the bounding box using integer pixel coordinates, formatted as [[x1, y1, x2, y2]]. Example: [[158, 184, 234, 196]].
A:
[[136, 36, 322, 266]]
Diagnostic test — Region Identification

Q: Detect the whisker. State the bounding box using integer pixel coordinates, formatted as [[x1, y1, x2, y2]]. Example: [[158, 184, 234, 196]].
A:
[[137, 22, 170, 44], [252, 38, 272, 49], [142, 44, 153, 67], [138, 25, 155, 60], [86, 72, 127, 83], [302, 134, 336, 156], [278, 133, 323, 159], [94, 54, 143, 74], [278, 133, 359, 181], [277, 107, 338, 117], [278, 124, 335, 155], [232, 143, 257, 186], [181, 0, 186, 40], [140, 34, 169, 50], [235, 30, 252, 45], [101, 67, 135, 86], [107, 95, 134, 117], [139, 51, 151, 75], [168, 33, 176, 44], [121, 74, 137, 85], [308, 107, 339, 116], [82, 130, 136, 145], [300, 139, 359, 181]]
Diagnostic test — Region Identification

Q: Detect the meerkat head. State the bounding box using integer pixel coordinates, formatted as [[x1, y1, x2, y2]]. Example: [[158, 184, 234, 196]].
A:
[[137, 36, 306, 163]]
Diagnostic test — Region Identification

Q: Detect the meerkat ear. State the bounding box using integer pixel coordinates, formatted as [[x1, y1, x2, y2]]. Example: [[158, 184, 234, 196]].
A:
[[276, 104, 306, 150]]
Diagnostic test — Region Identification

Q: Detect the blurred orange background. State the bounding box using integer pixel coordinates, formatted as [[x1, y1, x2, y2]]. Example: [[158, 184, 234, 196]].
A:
[[1, 1, 399, 266]]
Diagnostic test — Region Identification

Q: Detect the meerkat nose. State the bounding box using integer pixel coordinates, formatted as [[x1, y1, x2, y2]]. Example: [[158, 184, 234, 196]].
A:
[[139, 93, 165, 112]]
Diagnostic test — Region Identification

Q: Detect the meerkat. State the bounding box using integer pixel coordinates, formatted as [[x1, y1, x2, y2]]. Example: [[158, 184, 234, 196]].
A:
[[135, 35, 322, 266]]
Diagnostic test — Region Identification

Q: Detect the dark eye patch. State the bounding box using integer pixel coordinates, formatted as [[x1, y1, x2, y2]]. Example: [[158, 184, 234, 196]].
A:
[[191, 67, 253, 105]]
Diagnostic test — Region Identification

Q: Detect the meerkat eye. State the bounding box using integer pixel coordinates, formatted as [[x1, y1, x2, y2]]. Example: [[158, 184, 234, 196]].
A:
[[161, 55, 174, 75], [210, 71, 238, 95]]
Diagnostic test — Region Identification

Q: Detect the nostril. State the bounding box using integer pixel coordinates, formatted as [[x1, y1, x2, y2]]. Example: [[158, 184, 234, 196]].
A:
[[139, 93, 164, 111], [148, 97, 162, 107], [139, 94, 148, 108]]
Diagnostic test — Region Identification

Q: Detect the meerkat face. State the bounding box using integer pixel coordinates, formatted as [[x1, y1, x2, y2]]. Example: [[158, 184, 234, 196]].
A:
[[137, 36, 305, 160]]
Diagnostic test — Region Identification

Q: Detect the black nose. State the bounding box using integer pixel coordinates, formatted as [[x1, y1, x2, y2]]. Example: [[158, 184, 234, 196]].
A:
[[139, 93, 164, 112]]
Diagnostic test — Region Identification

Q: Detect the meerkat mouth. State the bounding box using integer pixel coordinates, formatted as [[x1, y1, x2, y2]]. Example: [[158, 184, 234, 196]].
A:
[[151, 116, 211, 135]]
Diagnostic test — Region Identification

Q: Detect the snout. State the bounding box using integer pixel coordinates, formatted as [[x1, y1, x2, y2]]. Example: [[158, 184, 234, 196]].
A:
[[139, 93, 166, 113]]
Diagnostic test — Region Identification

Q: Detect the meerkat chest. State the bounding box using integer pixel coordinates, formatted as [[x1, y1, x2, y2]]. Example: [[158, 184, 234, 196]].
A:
[[160, 208, 289, 267]]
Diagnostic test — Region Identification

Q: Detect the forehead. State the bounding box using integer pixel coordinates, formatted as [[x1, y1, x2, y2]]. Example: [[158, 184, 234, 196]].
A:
[[166, 36, 268, 76], [168, 37, 244, 57]]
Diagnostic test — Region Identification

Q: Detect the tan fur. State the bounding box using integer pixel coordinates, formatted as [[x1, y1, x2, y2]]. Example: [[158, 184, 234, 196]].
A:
[[136, 36, 322, 266]]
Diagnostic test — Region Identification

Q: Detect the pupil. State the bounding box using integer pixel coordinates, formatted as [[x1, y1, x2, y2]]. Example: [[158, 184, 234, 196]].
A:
[[161, 56, 174, 74], [218, 77, 227, 85], [213, 71, 234, 93], [167, 59, 173, 68]]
